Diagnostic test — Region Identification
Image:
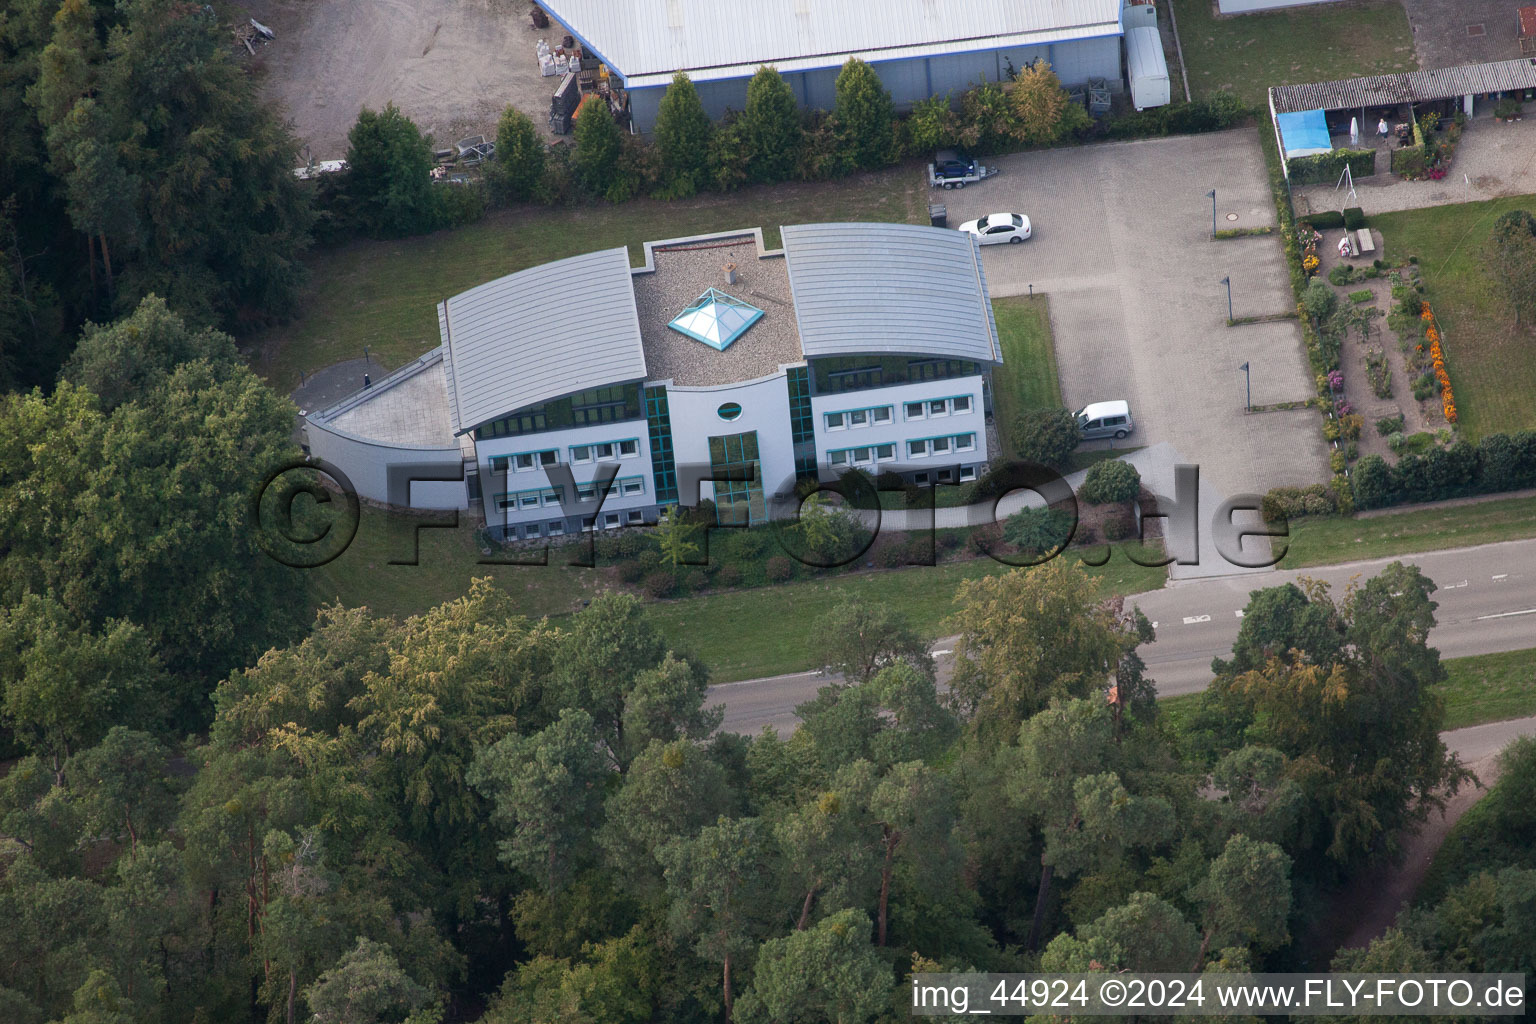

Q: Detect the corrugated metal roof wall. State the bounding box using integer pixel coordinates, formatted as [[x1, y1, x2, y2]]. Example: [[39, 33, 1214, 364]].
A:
[[542, 0, 1122, 86], [1270, 58, 1536, 114], [781, 223, 1001, 364], [439, 248, 648, 433]]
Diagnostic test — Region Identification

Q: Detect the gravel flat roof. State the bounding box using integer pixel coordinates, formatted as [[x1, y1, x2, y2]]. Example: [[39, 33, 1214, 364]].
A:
[[634, 236, 804, 387]]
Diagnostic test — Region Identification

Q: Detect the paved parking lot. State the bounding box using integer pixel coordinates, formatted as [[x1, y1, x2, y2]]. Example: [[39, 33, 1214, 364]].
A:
[[938, 130, 1330, 501]]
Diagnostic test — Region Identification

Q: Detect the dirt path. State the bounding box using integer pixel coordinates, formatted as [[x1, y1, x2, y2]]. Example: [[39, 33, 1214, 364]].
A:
[[1317, 715, 1536, 960]]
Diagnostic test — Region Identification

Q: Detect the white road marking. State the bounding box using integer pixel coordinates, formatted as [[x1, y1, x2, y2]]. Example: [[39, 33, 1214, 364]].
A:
[[1476, 607, 1536, 621], [1439, 580, 1468, 590], [1493, 574, 1508, 581], [1182, 614, 1211, 625], [931, 649, 952, 657]]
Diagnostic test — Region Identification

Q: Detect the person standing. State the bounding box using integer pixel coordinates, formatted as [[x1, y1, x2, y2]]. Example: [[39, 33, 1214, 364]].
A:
[[1377, 117, 1390, 140]]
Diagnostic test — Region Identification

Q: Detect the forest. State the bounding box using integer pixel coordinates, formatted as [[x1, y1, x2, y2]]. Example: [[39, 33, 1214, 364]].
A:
[[1, 297, 1529, 1020]]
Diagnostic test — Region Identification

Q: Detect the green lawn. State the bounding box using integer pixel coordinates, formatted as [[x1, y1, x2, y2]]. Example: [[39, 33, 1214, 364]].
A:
[[646, 553, 1169, 682], [1373, 198, 1536, 439], [1437, 648, 1536, 731], [1170, 0, 1416, 107], [254, 172, 927, 391], [1158, 646, 1536, 735], [991, 294, 1061, 433], [305, 505, 609, 622], [1277, 495, 1536, 568]]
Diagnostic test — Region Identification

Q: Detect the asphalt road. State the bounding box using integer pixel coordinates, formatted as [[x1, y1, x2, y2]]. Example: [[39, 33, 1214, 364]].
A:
[[707, 538, 1536, 734]]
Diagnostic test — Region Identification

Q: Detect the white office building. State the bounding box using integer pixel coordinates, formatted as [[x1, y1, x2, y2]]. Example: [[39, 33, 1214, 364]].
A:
[[303, 223, 1004, 540]]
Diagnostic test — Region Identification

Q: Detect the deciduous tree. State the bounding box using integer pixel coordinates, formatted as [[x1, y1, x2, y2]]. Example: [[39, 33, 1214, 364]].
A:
[[1010, 60, 1088, 146], [734, 908, 889, 1024], [1484, 208, 1536, 326]]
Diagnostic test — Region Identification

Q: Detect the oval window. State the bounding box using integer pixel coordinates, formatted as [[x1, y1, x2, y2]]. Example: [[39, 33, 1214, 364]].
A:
[[717, 402, 743, 421]]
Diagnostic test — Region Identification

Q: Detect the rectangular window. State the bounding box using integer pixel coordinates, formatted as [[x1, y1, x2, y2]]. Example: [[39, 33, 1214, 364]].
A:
[[876, 443, 895, 461], [515, 453, 535, 471], [604, 512, 621, 528], [826, 412, 845, 430], [956, 433, 976, 451], [518, 492, 541, 509], [938, 468, 954, 482], [539, 450, 557, 467], [570, 445, 592, 464], [595, 442, 615, 459], [581, 516, 595, 531], [576, 484, 597, 502], [933, 436, 951, 454], [959, 465, 977, 482], [908, 439, 928, 457], [849, 409, 868, 427], [872, 406, 892, 424], [619, 439, 639, 457], [626, 509, 644, 524], [547, 521, 566, 536], [905, 402, 925, 420], [913, 472, 930, 484], [621, 478, 644, 496], [829, 449, 848, 465], [929, 400, 947, 417], [952, 395, 972, 414]]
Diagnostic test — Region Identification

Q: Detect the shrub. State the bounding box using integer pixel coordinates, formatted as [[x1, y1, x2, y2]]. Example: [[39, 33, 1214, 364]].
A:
[[1302, 278, 1337, 320], [1348, 290, 1373, 304], [765, 555, 793, 582], [1343, 207, 1366, 231], [1494, 98, 1524, 120], [716, 564, 744, 588], [1328, 264, 1359, 286], [1300, 211, 1345, 230], [1338, 413, 1363, 441], [1102, 511, 1134, 541], [1483, 208, 1536, 327], [1261, 482, 1340, 523], [1330, 450, 1346, 474], [1010, 60, 1089, 146], [617, 559, 648, 585], [1002, 506, 1074, 556], [681, 568, 710, 593], [1350, 455, 1394, 509], [1477, 431, 1536, 492], [1376, 413, 1404, 436], [1078, 459, 1141, 505], [641, 570, 677, 599], [1010, 406, 1081, 467], [875, 540, 908, 568], [1287, 149, 1375, 186]]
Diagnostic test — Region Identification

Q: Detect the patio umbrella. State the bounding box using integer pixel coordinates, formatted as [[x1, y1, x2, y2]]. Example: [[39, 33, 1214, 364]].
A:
[[1350, 116, 1359, 145]]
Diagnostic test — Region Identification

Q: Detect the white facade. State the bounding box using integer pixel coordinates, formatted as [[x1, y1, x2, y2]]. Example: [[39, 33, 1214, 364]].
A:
[[664, 370, 799, 511], [475, 416, 656, 538], [811, 375, 989, 482]]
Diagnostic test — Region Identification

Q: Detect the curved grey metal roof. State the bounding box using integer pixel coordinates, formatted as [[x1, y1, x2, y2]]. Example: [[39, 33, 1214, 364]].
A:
[[780, 223, 1002, 363], [438, 247, 647, 433]]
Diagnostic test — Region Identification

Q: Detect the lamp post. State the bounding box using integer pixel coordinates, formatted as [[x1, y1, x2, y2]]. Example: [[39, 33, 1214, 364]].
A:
[[1221, 276, 1233, 323], [1207, 188, 1217, 238], [1239, 361, 1251, 411]]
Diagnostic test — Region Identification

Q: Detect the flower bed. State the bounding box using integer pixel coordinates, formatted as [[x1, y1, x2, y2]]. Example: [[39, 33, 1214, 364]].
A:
[[1422, 302, 1456, 424]]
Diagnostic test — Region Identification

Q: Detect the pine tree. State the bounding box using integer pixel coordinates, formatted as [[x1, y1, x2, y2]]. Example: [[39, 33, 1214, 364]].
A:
[[833, 58, 895, 170], [653, 72, 713, 196], [573, 94, 624, 199], [741, 66, 801, 183]]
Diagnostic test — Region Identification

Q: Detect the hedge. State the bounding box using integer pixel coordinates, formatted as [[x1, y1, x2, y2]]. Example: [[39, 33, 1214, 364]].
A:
[[1286, 148, 1376, 186], [1351, 431, 1536, 510], [1100, 96, 1251, 140], [1299, 211, 1344, 230]]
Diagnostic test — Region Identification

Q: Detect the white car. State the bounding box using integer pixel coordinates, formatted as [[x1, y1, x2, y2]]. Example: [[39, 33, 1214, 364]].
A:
[[959, 212, 1032, 244]]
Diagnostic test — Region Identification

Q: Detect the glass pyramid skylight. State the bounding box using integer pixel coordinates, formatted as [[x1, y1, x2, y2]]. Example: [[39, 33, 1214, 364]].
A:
[[668, 288, 764, 351]]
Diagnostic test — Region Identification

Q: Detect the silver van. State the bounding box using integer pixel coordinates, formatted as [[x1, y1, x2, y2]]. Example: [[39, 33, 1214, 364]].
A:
[[1075, 400, 1134, 440]]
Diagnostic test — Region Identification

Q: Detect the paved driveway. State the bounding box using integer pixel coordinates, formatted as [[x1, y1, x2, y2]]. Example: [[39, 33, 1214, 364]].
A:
[[939, 130, 1330, 501]]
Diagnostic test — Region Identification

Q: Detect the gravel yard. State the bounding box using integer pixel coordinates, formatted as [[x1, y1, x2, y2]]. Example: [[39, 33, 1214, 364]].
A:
[[239, 0, 563, 160]]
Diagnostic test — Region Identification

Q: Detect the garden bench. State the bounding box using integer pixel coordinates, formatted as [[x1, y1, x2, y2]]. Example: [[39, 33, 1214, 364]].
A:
[[1356, 229, 1375, 254]]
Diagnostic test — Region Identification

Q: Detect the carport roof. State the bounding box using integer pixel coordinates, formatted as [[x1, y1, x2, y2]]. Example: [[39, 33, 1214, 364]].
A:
[[1270, 58, 1536, 114], [538, 0, 1123, 89], [780, 223, 1002, 364], [437, 248, 647, 434]]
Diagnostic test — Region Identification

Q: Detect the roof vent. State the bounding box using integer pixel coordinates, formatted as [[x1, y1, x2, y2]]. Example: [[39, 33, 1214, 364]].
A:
[[668, 288, 764, 351]]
